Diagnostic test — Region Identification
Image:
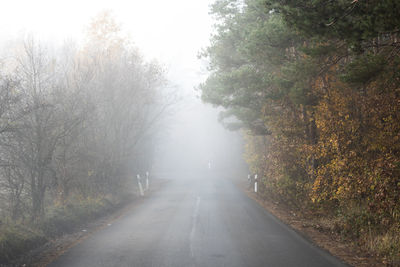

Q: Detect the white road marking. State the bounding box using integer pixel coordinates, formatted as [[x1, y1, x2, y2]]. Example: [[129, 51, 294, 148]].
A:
[[190, 196, 201, 257]]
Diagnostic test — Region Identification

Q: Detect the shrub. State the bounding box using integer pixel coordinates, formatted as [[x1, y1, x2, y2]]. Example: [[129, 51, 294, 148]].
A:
[[0, 224, 46, 264]]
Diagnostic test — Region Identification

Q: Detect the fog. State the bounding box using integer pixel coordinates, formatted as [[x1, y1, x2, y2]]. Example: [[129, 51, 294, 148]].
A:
[[0, 5, 250, 263], [153, 93, 245, 175], [1, 1, 397, 266], [0, 0, 246, 178]]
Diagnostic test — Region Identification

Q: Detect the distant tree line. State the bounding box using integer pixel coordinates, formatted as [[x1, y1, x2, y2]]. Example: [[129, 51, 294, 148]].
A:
[[0, 12, 171, 223], [201, 0, 400, 262]]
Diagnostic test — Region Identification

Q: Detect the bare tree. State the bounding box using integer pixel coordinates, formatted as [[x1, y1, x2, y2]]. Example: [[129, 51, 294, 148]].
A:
[[0, 15, 175, 222]]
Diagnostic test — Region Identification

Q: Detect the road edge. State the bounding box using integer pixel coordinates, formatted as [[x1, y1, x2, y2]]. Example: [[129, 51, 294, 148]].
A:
[[233, 179, 383, 267], [10, 178, 169, 267]]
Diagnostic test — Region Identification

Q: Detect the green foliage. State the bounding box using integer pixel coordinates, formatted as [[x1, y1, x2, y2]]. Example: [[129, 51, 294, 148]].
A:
[[200, 1, 303, 133], [340, 54, 386, 86], [266, 0, 400, 44], [339, 206, 377, 239]]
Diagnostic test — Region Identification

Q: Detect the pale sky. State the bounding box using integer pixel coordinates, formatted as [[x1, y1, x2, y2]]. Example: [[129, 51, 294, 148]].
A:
[[0, 0, 214, 90], [0, 0, 240, 171]]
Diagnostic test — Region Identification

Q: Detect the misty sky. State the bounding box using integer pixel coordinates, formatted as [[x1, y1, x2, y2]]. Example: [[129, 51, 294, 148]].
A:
[[0, 0, 243, 173], [0, 0, 213, 90]]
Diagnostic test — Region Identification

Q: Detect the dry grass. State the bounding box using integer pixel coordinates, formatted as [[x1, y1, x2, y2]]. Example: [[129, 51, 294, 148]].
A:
[[364, 229, 400, 266]]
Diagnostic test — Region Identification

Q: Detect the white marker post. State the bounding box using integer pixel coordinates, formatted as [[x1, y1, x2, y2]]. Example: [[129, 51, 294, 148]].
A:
[[137, 174, 144, 196], [145, 171, 149, 191], [254, 174, 258, 193]]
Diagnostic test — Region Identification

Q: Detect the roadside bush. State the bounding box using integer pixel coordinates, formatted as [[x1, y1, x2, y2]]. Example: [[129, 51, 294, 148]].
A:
[[371, 228, 400, 265], [337, 206, 376, 239], [0, 224, 46, 264], [39, 197, 115, 237]]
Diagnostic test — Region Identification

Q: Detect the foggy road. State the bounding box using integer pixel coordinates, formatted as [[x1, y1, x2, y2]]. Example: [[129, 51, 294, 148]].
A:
[[48, 173, 347, 267]]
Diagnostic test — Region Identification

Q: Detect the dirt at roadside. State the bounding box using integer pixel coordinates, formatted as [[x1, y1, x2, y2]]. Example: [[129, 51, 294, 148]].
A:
[[236, 179, 385, 267]]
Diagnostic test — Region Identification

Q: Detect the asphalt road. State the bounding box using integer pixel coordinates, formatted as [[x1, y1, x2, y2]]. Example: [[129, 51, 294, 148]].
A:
[[48, 173, 348, 267]]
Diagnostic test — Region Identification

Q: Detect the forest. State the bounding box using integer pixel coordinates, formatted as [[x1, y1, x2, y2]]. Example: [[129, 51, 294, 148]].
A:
[[200, 0, 400, 264], [0, 12, 171, 263]]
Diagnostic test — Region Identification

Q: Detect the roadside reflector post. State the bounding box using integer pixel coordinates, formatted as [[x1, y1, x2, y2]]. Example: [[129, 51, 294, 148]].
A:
[[145, 171, 149, 191], [254, 174, 258, 193], [247, 174, 251, 189], [137, 174, 144, 196]]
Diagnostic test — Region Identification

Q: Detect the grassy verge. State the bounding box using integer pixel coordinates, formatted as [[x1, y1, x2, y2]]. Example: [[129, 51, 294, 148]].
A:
[[0, 224, 46, 264], [325, 208, 400, 266], [0, 196, 126, 265], [40, 197, 115, 237]]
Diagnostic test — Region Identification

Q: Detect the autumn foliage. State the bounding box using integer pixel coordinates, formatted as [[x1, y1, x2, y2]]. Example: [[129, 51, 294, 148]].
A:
[[201, 0, 400, 263]]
